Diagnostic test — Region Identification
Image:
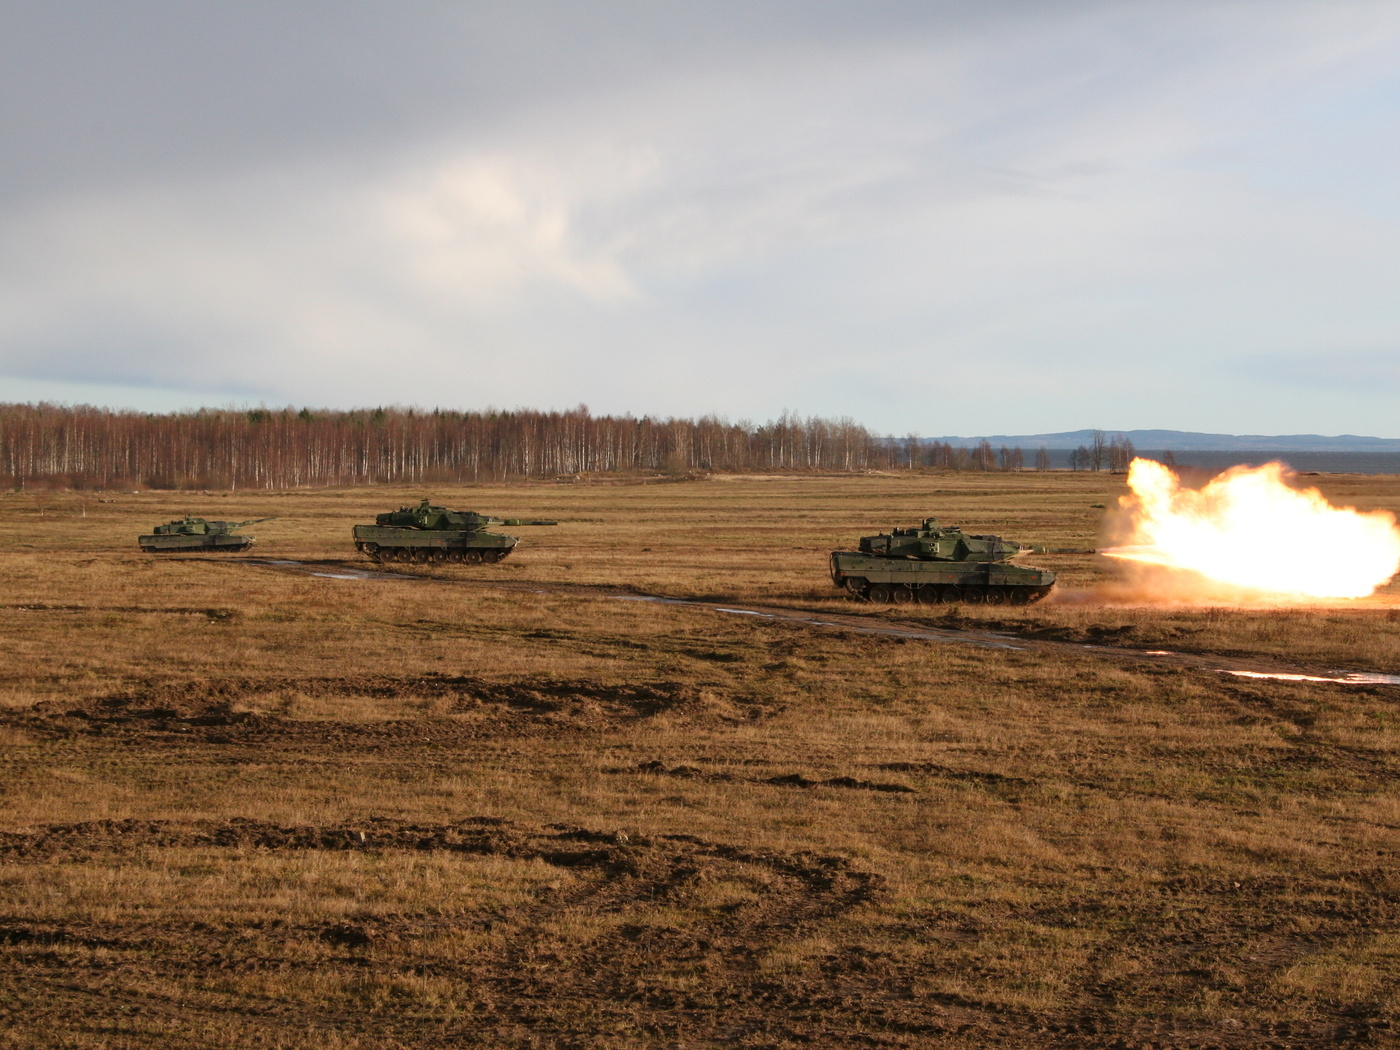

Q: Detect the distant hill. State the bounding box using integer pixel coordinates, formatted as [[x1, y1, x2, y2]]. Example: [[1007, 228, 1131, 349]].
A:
[[927, 430, 1400, 452]]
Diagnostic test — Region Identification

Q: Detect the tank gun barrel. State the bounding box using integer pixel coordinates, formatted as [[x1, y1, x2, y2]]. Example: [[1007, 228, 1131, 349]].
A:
[[1017, 545, 1096, 555], [494, 518, 558, 527], [233, 516, 277, 528]]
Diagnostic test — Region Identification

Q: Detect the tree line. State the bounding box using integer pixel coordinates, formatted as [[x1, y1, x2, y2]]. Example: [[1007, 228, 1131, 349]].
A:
[[1066, 430, 1137, 472], [0, 403, 1139, 489], [0, 403, 876, 489]]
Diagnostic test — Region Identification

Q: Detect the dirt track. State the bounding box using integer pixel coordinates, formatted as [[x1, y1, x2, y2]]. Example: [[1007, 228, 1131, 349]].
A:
[[0, 817, 886, 1048], [1, 815, 1391, 1048], [245, 557, 1400, 688]]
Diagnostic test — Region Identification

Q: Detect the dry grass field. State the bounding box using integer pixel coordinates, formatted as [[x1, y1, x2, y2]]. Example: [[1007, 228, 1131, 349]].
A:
[[1, 471, 1398, 1048]]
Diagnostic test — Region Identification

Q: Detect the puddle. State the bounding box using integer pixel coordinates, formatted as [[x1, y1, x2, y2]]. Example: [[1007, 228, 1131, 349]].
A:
[[1222, 669, 1400, 686], [247, 559, 415, 583]]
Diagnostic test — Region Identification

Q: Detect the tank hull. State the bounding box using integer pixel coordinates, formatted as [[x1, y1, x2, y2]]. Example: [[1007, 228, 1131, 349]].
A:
[[353, 525, 518, 564], [829, 551, 1054, 605], [139, 534, 254, 554]]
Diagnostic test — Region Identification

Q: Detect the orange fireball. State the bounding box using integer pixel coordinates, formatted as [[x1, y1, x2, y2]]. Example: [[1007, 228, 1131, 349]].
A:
[[1101, 458, 1400, 600]]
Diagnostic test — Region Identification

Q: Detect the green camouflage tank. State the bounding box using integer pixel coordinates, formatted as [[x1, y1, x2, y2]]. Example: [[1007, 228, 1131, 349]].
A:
[[829, 517, 1073, 605], [139, 516, 274, 554], [354, 499, 556, 565]]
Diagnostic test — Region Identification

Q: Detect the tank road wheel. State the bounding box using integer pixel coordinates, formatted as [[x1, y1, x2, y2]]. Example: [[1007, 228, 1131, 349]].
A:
[[984, 588, 1006, 606], [890, 585, 914, 605], [482, 550, 503, 564], [916, 586, 940, 606], [940, 587, 962, 604], [428, 549, 446, 565], [446, 550, 464, 564], [411, 548, 430, 564], [868, 583, 894, 604], [464, 550, 483, 565], [962, 587, 987, 605], [843, 577, 865, 596], [1009, 587, 1032, 605]]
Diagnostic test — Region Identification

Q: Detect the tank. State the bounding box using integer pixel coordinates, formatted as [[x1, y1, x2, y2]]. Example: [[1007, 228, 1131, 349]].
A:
[[353, 499, 557, 565], [829, 517, 1068, 605], [138, 516, 274, 554]]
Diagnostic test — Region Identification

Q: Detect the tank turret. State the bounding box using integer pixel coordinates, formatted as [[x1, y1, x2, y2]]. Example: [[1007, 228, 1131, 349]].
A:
[[831, 517, 1075, 605], [372, 500, 556, 532], [354, 499, 557, 565], [140, 516, 274, 553], [857, 518, 1029, 563]]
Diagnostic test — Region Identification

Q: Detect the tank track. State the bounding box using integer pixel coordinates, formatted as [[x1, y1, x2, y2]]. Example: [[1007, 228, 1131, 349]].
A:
[[139, 542, 254, 554], [848, 580, 1051, 606], [364, 545, 509, 566]]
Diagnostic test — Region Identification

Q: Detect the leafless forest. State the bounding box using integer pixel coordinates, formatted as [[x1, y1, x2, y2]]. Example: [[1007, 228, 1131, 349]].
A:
[[0, 403, 1084, 489]]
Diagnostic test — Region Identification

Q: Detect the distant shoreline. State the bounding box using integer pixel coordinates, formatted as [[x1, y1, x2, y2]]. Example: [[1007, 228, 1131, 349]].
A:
[[1056, 449, 1400, 474], [927, 430, 1400, 453]]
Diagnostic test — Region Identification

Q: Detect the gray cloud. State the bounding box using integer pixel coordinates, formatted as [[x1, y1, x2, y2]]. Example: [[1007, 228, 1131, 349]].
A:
[[0, 1, 1091, 202], [3, 1, 1400, 434]]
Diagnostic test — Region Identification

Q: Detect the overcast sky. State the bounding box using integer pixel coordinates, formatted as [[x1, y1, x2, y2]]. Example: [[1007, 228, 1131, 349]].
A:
[[2, 1, 1398, 436]]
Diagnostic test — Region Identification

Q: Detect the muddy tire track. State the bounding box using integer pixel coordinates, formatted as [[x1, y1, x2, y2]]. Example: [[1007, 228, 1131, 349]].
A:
[[15, 819, 1382, 1047], [613, 759, 917, 793], [0, 817, 885, 1047], [3, 673, 778, 747]]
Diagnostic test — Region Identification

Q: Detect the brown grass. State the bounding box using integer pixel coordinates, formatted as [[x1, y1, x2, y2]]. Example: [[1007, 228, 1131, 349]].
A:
[[0, 472, 1397, 1047]]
